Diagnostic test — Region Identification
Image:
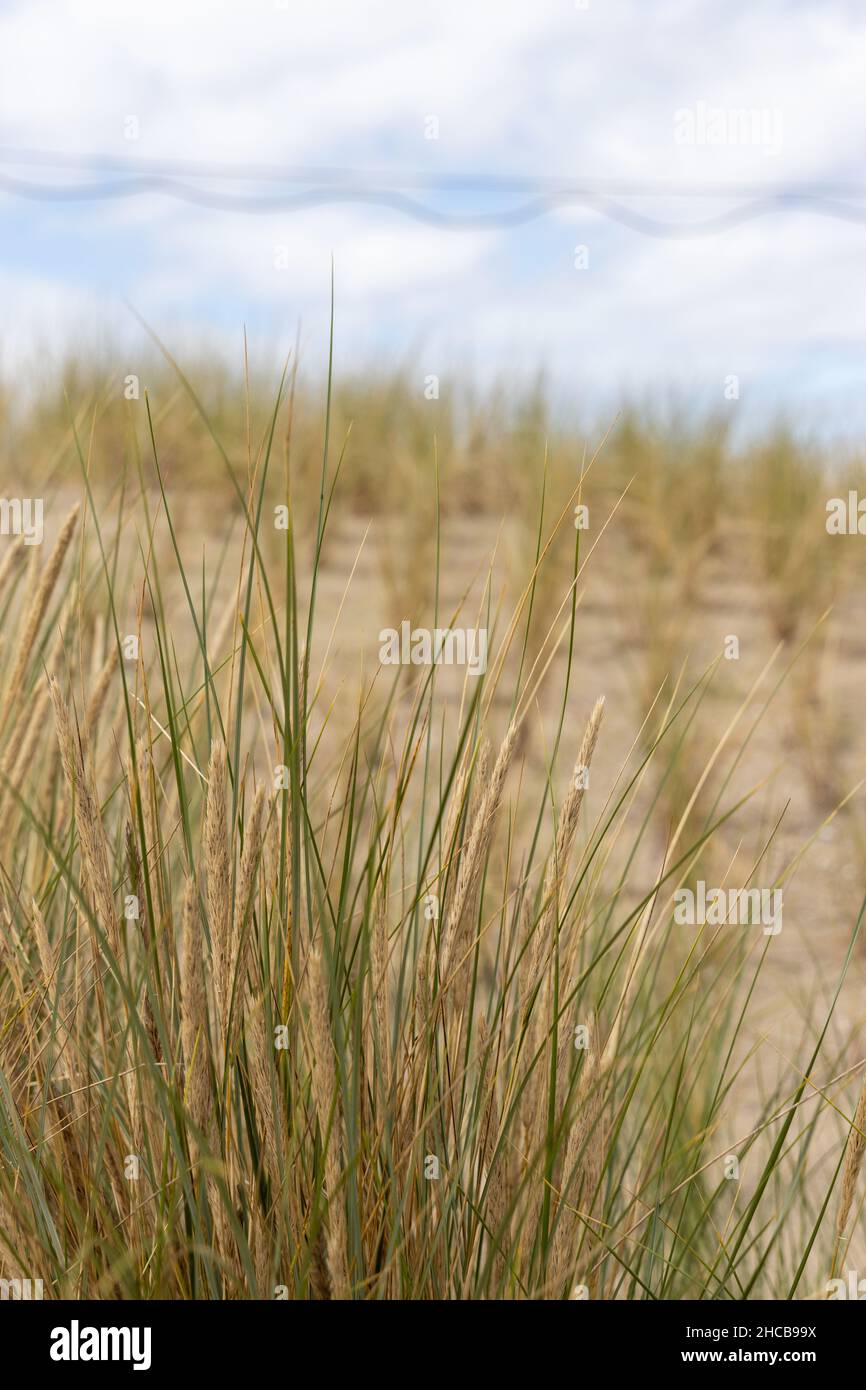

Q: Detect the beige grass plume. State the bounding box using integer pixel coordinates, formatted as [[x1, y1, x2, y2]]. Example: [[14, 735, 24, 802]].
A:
[[49, 674, 118, 955], [549, 1014, 607, 1297], [205, 739, 233, 1051], [0, 534, 24, 603], [438, 716, 520, 993], [1, 504, 79, 730], [305, 946, 350, 1299], [235, 784, 267, 950], [476, 1016, 507, 1293], [0, 685, 50, 842], [525, 696, 605, 1009], [836, 1069, 866, 1244], [180, 874, 210, 1145], [225, 785, 268, 1060], [181, 867, 235, 1277], [248, 994, 280, 1184]]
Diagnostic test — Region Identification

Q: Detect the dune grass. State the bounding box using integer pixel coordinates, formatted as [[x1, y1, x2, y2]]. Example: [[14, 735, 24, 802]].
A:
[[0, 348, 864, 1300]]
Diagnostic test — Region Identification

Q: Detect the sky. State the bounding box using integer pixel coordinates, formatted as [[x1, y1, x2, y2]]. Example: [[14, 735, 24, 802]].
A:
[[1, 0, 865, 434]]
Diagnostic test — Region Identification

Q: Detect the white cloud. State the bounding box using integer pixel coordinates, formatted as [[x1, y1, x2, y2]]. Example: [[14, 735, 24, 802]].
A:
[[0, 0, 865, 430]]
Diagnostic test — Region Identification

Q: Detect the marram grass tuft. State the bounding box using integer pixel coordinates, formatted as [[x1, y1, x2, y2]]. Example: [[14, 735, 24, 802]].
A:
[[0, 361, 864, 1301]]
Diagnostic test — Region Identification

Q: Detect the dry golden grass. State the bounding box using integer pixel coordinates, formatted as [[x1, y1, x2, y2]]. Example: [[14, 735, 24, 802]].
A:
[[0, 361, 865, 1301]]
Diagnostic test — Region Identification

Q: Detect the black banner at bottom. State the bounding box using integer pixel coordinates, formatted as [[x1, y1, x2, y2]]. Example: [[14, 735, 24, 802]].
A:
[[0, 1296, 855, 1376]]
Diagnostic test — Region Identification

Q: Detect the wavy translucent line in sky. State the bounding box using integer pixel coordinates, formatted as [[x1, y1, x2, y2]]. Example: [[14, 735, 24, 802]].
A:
[[2, 158, 866, 239]]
